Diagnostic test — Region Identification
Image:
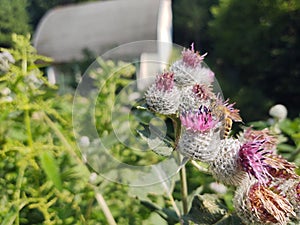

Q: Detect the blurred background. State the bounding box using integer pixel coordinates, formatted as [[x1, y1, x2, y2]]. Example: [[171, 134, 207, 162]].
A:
[[1, 0, 299, 121]]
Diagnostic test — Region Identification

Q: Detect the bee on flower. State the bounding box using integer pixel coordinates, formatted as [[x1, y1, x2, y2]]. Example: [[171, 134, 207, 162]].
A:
[[211, 98, 243, 139]]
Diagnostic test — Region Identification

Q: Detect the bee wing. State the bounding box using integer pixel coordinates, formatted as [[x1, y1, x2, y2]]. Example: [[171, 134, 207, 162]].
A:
[[230, 114, 243, 122]]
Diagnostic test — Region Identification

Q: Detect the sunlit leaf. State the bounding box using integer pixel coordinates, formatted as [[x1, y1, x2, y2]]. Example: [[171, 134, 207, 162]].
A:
[[40, 151, 62, 191]]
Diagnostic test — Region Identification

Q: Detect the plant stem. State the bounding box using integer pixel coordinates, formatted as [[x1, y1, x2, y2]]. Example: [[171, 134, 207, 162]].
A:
[[171, 116, 188, 215], [15, 109, 32, 225], [179, 154, 188, 215], [25, 109, 33, 148], [191, 160, 210, 174], [95, 192, 117, 225], [14, 164, 26, 225], [43, 112, 82, 164]]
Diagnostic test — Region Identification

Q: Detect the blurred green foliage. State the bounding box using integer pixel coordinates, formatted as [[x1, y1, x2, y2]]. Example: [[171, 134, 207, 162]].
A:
[[0, 34, 152, 225], [0, 0, 31, 47], [209, 0, 300, 121], [174, 0, 300, 122]]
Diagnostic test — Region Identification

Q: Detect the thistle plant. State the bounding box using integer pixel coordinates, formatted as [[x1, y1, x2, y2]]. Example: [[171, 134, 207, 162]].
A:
[[144, 44, 300, 224]]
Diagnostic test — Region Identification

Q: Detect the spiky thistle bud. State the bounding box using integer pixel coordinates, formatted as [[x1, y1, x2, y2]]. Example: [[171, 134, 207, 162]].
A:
[[209, 138, 246, 186], [178, 106, 220, 162], [170, 43, 214, 87], [145, 71, 180, 115], [234, 178, 296, 225]]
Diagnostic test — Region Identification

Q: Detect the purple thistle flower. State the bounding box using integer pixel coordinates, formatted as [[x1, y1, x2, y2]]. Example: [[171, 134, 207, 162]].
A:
[[242, 127, 278, 150], [182, 43, 207, 68], [180, 106, 216, 132], [155, 72, 175, 92], [238, 126, 297, 185], [238, 140, 273, 184]]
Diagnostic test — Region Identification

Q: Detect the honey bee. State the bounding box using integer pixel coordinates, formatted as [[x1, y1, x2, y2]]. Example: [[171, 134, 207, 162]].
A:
[[211, 100, 243, 139]]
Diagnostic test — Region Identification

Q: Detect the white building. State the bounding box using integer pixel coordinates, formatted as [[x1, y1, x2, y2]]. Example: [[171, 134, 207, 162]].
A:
[[33, 0, 173, 90]]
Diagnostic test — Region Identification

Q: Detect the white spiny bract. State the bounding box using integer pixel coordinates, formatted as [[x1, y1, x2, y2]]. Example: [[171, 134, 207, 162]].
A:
[[144, 44, 300, 225], [209, 138, 247, 186], [178, 125, 221, 162]]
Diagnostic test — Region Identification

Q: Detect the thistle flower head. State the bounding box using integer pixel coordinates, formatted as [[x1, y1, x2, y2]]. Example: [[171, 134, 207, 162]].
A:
[[182, 43, 207, 68], [155, 71, 175, 92], [192, 83, 214, 101], [238, 140, 273, 184], [178, 128, 220, 162], [268, 177, 300, 218], [265, 154, 297, 180], [242, 127, 278, 150], [145, 71, 180, 115], [180, 105, 216, 132], [170, 44, 214, 86], [209, 138, 246, 186], [234, 179, 295, 225]]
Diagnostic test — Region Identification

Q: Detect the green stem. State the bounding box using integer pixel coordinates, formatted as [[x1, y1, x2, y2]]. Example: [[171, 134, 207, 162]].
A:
[[179, 154, 188, 215], [14, 164, 26, 225], [171, 116, 188, 215], [25, 109, 33, 148], [191, 160, 210, 174], [21, 48, 27, 75], [43, 112, 82, 164]]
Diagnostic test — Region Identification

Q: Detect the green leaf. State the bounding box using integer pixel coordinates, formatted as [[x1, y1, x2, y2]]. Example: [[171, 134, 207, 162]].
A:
[[141, 201, 180, 224], [40, 151, 62, 191], [137, 129, 174, 156], [213, 213, 244, 225], [128, 157, 179, 201], [184, 194, 228, 225]]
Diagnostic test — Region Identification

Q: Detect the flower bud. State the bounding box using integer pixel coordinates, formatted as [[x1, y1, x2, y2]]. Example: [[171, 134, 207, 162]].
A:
[[269, 104, 288, 121], [209, 138, 246, 186], [145, 71, 180, 115], [170, 44, 214, 87]]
